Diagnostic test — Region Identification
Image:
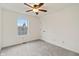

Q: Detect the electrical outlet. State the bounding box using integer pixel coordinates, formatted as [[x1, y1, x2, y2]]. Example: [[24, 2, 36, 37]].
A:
[[43, 30, 46, 32]]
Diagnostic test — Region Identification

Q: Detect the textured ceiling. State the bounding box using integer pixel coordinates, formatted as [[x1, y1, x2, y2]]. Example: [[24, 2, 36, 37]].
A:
[[0, 3, 76, 16]]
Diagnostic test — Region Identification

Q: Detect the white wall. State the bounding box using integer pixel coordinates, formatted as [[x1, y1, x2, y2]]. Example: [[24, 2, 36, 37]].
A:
[[2, 8, 40, 47], [40, 4, 79, 53], [0, 7, 2, 51]]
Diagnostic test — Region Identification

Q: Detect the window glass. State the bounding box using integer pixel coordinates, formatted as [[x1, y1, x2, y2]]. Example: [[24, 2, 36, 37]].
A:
[[17, 16, 28, 35]]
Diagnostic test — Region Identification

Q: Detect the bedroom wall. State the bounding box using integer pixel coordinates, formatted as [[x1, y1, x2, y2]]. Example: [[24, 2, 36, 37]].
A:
[[40, 4, 79, 53], [0, 7, 2, 51], [2, 8, 40, 47]]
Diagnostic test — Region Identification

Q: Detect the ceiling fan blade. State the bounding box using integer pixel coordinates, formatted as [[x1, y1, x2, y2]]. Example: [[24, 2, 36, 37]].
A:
[[26, 10, 32, 12], [38, 3, 44, 8], [24, 3, 33, 8], [39, 9, 47, 12], [35, 12, 39, 15]]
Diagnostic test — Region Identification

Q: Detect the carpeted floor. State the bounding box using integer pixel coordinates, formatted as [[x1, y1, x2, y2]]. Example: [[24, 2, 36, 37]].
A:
[[0, 40, 79, 56]]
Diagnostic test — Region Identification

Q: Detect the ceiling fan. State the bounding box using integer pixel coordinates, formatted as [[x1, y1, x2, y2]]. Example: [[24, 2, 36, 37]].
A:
[[24, 3, 47, 15]]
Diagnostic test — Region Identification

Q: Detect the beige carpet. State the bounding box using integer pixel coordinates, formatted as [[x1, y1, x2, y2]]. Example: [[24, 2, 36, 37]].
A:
[[0, 40, 79, 56]]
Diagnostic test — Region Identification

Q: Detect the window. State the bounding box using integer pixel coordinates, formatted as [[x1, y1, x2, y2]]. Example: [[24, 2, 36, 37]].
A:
[[17, 16, 28, 35]]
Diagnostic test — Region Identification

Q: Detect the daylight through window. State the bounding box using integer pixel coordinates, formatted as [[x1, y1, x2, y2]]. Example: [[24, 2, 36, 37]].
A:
[[17, 16, 28, 35]]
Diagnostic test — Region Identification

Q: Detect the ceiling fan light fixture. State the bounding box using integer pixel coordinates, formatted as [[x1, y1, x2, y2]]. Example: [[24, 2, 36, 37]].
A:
[[33, 9, 39, 12], [24, 3, 47, 15]]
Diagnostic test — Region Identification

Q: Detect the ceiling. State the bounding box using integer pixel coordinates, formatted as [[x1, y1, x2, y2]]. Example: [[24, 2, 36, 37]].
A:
[[0, 3, 76, 16]]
